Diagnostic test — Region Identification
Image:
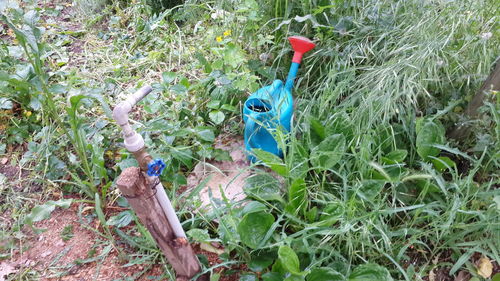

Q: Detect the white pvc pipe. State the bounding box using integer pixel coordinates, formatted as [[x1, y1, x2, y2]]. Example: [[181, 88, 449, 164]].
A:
[[153, 180, 187, 238], [113, 86, 152, 152], [113, 85, 186, 238]]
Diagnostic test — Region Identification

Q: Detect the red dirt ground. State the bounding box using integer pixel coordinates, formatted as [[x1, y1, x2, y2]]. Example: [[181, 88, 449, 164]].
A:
[[1, 202, 241, 281]]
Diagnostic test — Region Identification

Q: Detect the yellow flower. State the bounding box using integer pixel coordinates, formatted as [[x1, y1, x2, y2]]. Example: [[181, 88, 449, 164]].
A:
[[223, 30, 231, 37], [105, 150, 114, 158], [216, 36, 223, 42], [24, 110, 32, 117]]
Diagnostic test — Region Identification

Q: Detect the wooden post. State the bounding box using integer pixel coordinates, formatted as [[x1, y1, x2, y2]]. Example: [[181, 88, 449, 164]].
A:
[[116, 167, 205, 280]]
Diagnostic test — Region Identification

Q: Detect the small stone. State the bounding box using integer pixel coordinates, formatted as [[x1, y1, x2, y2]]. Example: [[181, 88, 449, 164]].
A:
[[55, 240, 65, 247], [40, 251, 52, 258], [477, 257, 493, 278], [0, 158, 8, 165], [23, 259, 35, 267]]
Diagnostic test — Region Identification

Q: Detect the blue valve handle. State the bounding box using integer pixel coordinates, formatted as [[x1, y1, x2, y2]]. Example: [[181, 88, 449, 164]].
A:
[[147, 159, 166, 177]]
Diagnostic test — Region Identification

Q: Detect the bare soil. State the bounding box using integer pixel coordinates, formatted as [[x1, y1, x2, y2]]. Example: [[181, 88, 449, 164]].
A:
[[186, 134, 251, 210], [1, 201, 242, 281], [2, 204, 160, 280]]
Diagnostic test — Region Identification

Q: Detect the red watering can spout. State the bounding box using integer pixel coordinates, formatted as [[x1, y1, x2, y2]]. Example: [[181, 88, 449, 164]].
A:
[[288, 36, 316, 64]]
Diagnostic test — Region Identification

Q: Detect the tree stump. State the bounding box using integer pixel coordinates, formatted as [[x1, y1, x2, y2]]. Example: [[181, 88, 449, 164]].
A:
[[116, 167, 205, 280]]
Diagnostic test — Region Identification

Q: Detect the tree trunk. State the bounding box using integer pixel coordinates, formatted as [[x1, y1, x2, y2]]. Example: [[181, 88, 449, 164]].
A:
[[448, 60, 500, 140]]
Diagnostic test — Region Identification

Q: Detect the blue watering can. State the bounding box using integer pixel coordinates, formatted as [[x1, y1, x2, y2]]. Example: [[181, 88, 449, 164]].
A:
[[243, 36, 316, 162]]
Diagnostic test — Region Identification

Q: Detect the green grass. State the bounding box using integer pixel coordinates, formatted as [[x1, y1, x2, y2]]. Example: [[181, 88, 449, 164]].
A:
[[0, 0, 499, 280]]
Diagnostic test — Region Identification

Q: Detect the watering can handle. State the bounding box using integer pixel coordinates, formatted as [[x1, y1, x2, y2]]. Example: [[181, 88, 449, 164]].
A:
[[288, 36, 316, 64]]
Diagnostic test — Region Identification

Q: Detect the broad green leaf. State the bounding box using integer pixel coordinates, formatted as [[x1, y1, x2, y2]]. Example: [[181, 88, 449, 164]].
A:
[[244, 174, 284, 203], [278, 245, 301, 275], [117, 158, 138, 171], [162, 71, 176, 84], [289, 144, 309, 180], [326, 113, 354, 144], [210, 273, 220, 281], [196, 128, 215, 142], [370, 162, 406, 182], [431, 156, 456, 172], [148, 119, 170, 131], [285, 179, 307, 215], [240, 273, 258, 281], [186, 228, 210, 243], [306, 206, 318, 223], [413, 179, 440, 193], [209, 110, 225, 125], [381, 149, 408, 164], [194, 52, 212, 73], [262, 272, 283, 281], [310, 118, 326, 144], [249, 251, 275, 272], [223, 43, 246, 68], [46, 155, 66, 180], [416, 118, 445, 160], [24, 10, 39, 26], [284, 276, 304, 281], [69, 94, 88, 110], [94, 193, 107, 227], [218, 214, 240, 244], [311, 134, 345, 170], [253, 149, 288, 176], [171, 146, 193, 168], [0, 1, 19, 12], [358, 180, 385, 200], [106, 210, 133, 228], [170, 84, 187, 94], [242, 201, 268, 215], [306, 268, 344, 281], [49, 84, 67, 94], [116, 197, 129, 208], [272, 259, 286, 275], [348, 263, 393, 281], [317, 201, 344, 227], [207, 100, 220, 109], [24, 199, 72, 225], [221, 104, 236, 111], [212, 59, 224, 70], [213, 149, 232, 161], [237, 211, 274, 249]]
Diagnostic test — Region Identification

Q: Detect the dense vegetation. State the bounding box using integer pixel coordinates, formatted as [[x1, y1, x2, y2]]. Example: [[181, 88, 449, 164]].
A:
[[0, 0, 498, 280]]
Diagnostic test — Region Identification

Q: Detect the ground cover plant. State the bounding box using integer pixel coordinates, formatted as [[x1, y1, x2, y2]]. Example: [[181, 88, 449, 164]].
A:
[[0, 0, 499, 280]]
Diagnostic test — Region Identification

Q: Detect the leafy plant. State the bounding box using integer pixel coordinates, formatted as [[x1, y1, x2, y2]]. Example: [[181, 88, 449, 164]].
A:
[[24, 199, 73, 226], [237, 211, 275, 249], [61, 225, 74, 241]]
